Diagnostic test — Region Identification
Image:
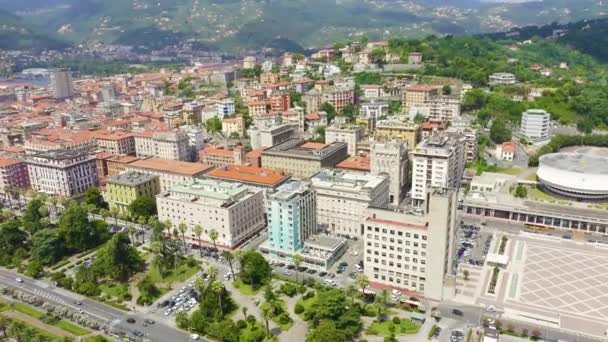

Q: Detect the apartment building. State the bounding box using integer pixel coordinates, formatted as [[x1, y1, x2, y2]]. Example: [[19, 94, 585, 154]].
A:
[[126, 158, 213, 192], [222, 116, 246, 138], [265, 181, 317, 253], [303, 89, 322, 114], [106, 172, 160, 214], [325, 125, 365, 156], [205, 164, 291, 193], [521, 109, 551, 142], [199, 145, 246, 168], [428, 96, 461, 122], [26, 150, 98, 197], [248, 101, 268, 117], [322, 86, 355, 113], [94, 131, 136, 155], [49, 68, 74, 99], [374, 120, 421, 150], [411, 133, 465, 205], [402, 85, 439, 114], [96, 153, 140, 185], [216, 98, 235, 117], [156, 179, 265, 249], [361, 100, 389, 120], [371, 141, 409, 205], [134, 130, 190, 161], [249, 123, 297, 150], [261, 139, 348, 179], [270, 92, 291, 113], [311, 169, 389, 237], [363, 189, 457, 301], [489, 72, 517, 85], [0, 158, 30, 195]]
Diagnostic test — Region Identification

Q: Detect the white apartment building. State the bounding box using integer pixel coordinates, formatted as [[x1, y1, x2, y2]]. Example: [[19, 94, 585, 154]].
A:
[[49, 68, 74, 99], [216, 98, 236, 117], [249, 123, 298, 150], [489, 72, 517, 85], [180, 125, 206, 162], [371, 141, 408, 206], [520, 109, 551, 142], [126, 158, 213, 192], [411, 133, 465, 205], [360, 100, 389, 120], [325, 124, 364, 156], [134, 130, 190, 161], [26, 150, 98, 197], [429, 96, 461, 122], [156, 179, 265, 249], [363, 189, 457, 301], [311, 169, 389, 237]]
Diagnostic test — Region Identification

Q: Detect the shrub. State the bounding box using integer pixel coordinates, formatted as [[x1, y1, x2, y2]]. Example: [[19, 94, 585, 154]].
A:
[[246, 315, 256, 323], [392, 317, 400, 324], [294, 303, 304, 314], [236, 319, 248, 330], [280, 283, 297, 297], [277, 312, 292, 325], [303, 291, 315, 300]]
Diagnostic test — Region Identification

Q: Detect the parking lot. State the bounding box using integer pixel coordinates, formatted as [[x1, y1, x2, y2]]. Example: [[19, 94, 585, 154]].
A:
[[156, 280, 200, 317], [455, 224, 492, 268]]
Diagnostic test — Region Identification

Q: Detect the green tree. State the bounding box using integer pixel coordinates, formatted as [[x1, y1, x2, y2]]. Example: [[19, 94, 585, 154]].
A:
[[223, 250, 236, 280], [206, 117, 223, 133], [193, 224, 203, 255], [93, 232, 144, 281], [209, 229, 219, 251], [128, 196, 157, 218], [306, 320, 346, 342], [293, 254, 303, 283], [369, 48, 386, 65], [178, 222, 188, 248], [175, 311, 190, 329], [442, 85, 452, 95], [514, 185, 528, 198], [356, 274, 369, 294], [84, 187, 108, 209], [22, 197, 46, 234], [30, 229, 65, 266], [0, 219, 27, 264], [320, 102, 337, 122], [240, 250, 272, 290], [58, 202, 110, 252], [490, 118, 512, 144], [25, 259, 44, 278]]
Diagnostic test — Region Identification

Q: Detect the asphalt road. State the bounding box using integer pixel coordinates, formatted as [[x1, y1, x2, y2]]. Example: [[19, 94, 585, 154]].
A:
[[0, 268, 193, 342]]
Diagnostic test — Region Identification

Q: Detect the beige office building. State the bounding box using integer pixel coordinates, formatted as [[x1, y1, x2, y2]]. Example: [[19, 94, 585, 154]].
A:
[[363, 189, 457, 301], [325, 125, 365, 156], [156, 179, 265, 249], [126, 158, 213, 192]]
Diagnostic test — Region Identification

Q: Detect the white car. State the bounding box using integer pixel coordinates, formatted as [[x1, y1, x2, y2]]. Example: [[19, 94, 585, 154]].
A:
[[15, 277, 23, 283], [392, 289, 401, 296], [190, 333, 200, 340], [486, 305, 496, 312]]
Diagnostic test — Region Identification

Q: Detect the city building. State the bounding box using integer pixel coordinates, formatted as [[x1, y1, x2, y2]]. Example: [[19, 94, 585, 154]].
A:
[[325, 124, 365, 156], [322, 86, 355, 113], [49, 68, 74, 99], [402, 85, 439, 114], [106, 171, 160, 214], [408, 52, 423, 65], [26, 150, 98, 197], [360, 100, 389, 121], [411, 133, 465, 205], [428, 96, 461, 122], [205, 164, 291, 193], [270, 92, 291, 113], [180, 125, 206, 162], [311, 169, 389, 237], [303, 89, 322, 114], [520, 109, 551, 143], [489, 72, 517, 85], [371, 141, 409, 205], [248, 101, 268, 117], [363, 189, 457, 302], [94, 131, 136, 156], [374, 120, 421, 151], [126, 158, 213, 192], [259, 181, 348, 270], [156, 179, 265, 249], [249, 123, 297, 150], [261, 139, 348, 179], [96, 154, 140, 185], [243, 56, 257, 69], [495, 142, 515, 161], [336, 155, 371, 173], [199, 145, 247, 168], [216, 98, 236, 117], [134, 130, 190, 161], [0, 158, 30, 197], [222, 116, 246, 138]]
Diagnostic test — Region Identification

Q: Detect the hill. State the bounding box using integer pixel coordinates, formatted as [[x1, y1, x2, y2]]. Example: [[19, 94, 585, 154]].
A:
[[0, 0, 606, 51], [0, 9, 69, 50]]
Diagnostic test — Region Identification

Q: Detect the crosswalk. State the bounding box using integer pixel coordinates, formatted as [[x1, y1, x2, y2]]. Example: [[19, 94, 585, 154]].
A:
[[31, 288, 67, 305]]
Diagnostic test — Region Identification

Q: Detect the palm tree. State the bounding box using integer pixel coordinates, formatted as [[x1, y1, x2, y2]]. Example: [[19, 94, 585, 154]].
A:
[[211, 280, 225, 316], [261, 303, 271, 337], [194, 277, 206, 293], [8, 321, 23, 342], [193, 224, 203, 255], [207, 265, 218, 280], [126, 223, 136, 245], [242, 306, 248, 320], [293, 254, 303, 283], [137, 216, 148, 243], [21, 327, 35, 342], [0, 313, 7, 337], [356, 274, 369, 294], [209, 229, 219, 251], [346, 284, 358, 305], [109, 207, 120, 226], [375, 289, 388, 322], [178, 222, 188, 248], [163, 220, 173, 237], [222, 250, 236, 280]]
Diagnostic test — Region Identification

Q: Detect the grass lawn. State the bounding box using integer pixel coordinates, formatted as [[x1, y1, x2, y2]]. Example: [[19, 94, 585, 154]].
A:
[[233, 279, 260, 295], [272, 300, 293, 331], [56, 320, 90, 336], [0, 301, 9, 312], [495, 167, 523, 175], [366, 319, 420, 337], [99, 282, 130, 300], [11, 302, 44, 319], [147, 259, 200, 284], [295, 295, 317, 318], [100, 299, 130, 311], [529, 187, 570, 204], [363, 303, 397, 317]]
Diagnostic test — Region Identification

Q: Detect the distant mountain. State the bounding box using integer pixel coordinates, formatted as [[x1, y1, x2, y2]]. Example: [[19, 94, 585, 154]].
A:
[[0, 0, 606, 51], [0, 9, 69, 50]]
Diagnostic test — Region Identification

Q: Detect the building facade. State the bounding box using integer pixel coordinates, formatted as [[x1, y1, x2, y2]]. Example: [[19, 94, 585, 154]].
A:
[[126, 158, 213, 192], [26, 150, 98, 197], [156, 179, 265, 249], [363, 189, 457, 301], [325, 125, 364, 156], [49, 68, 74, 99], [106, 171, 160, 214], [199, 145, 247, 168], [371, 141, 409, 206], [521, 109, 550, 142], [374, 121, 421, 151], [0, 158, 30, 195], [311, 169, 389, 237], [134, 130, 190, 161]]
